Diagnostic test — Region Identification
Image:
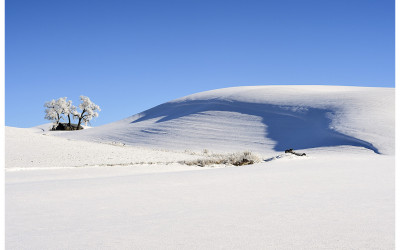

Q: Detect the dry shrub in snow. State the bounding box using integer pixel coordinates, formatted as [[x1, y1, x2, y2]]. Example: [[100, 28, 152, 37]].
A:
[[180, 151, 261, 167]]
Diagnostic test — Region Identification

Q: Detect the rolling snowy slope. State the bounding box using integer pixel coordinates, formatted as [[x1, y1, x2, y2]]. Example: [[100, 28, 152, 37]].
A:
[[56, 85, 394, 155], [5, 85, 395, 249], [5, 126, 206, 170]]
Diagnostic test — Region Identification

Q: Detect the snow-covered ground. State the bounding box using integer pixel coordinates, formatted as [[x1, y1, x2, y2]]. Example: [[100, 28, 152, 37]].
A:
[[5, 85, 394, 249]]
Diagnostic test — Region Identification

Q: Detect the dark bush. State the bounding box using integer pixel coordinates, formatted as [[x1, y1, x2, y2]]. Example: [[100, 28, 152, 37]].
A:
[[52, 123, 83, 131]]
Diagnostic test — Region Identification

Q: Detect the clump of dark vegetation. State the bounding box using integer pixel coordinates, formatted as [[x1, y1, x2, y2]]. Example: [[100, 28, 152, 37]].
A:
[[52, 123, 83, 131], [180, 151, 261, 167]]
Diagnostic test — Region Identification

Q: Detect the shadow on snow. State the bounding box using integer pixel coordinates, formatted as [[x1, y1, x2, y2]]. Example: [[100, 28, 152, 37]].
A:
[[131, 99, 380, 154]]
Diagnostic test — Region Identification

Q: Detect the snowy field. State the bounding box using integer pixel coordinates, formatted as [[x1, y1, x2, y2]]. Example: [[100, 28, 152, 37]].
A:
[[6, 86, 394, 249]]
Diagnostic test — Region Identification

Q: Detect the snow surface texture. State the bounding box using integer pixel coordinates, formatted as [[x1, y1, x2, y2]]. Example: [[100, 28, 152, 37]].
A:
[[5, 127, 205, 169], [6, 151, 395, 249], [6, 85, 395, 249], [55, 85, 394, 155]]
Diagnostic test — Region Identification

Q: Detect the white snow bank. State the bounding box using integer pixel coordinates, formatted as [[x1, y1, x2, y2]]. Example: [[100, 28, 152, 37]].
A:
[[6, 126, 266, 170], [30, 123, 54, 132], [5, 126, 204, 169], [6, 153, 394, 249], [55, 85, 394, 155]]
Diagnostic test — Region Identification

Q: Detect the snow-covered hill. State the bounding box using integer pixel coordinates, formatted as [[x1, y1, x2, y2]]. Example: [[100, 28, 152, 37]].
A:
[[6, 85, 395, 249], [56, 85, 394, 155]]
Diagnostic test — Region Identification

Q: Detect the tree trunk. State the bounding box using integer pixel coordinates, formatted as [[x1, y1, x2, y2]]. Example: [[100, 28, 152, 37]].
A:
[[77, 117, 82, 130], [77, 110, 85, 130], [68, 114, 71, 128]]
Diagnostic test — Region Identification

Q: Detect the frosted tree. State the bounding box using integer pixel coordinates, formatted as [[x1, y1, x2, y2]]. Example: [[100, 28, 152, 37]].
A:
[[44, 97, 78, 129], [56, 97, 76, 127], [44, 99, 63, 126], [73, 96, 101, 129]]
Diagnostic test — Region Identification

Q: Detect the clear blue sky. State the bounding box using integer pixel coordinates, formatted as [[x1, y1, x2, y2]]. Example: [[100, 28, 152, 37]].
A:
[[6, 0, 394, 127]]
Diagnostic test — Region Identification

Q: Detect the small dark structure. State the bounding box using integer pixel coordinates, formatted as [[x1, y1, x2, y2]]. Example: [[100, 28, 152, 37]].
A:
[[285, 148, 306, 156], [52, 123, 83, 131]]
